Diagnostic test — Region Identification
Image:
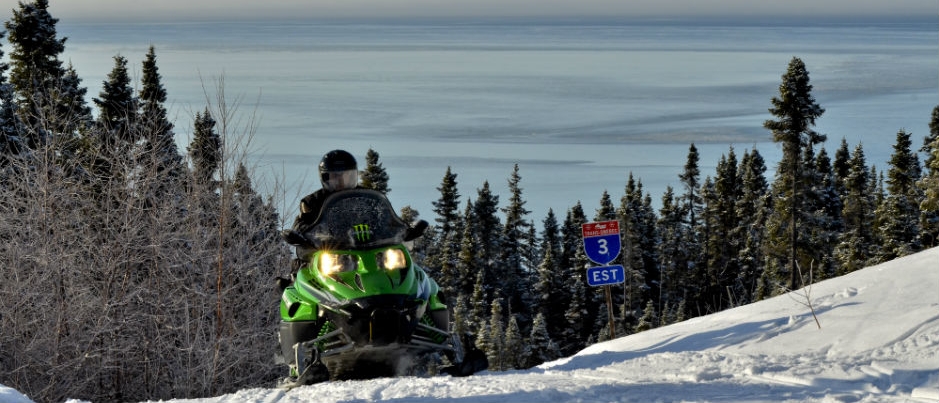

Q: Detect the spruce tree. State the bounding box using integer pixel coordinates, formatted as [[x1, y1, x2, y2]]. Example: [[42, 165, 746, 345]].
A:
[[695, 176, 716, 310], [678, 143, 703, 299], [0, 30, 21, 162], [877, 129, 922, 260], [656, 186, 686, 313], [360, 147, 390, 194], [706, 149, 742, 310], [500, 164, 532, 325], [540, 209, 562, 273], [560, 202, 592, 347], [616, 173, 647, 325], [188, 108, 221, 187], [834, 144, 877, 274], [734, 148, 769, 303], [763, 56, 825, 290], [561, 273, 587, 354], [596, 190, 616, 222], [809, 147, 842, 280], [5, 0, 70, 141], [635, 300, 658, 332], [426, 166, 462, 286], [679, 143, 702, 235], [638, 191, 660, 307], [94, 55, 138, 148], [526, 312, 560, 368], [473, 181, 502, 296], [455, 200, 478, 299], [921, 106, 939, 247], [833, 137, 851, 194], [55, 63, 92, 140], [503, 315, 525, 370], [483, 296, 506, 370], [432, 166, 461, 238], [138, 46, 184, 193]]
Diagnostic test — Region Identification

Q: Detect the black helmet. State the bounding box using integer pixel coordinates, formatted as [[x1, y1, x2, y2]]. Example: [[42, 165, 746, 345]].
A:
[[319, 149, 358, 191]]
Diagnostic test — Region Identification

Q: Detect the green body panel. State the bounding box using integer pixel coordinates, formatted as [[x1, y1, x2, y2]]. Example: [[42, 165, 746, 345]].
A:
[[280, 245, 442, 322]]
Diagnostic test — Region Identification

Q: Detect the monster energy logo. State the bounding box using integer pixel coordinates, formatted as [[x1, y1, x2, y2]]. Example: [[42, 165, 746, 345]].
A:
[[353, 224, 371, 241]]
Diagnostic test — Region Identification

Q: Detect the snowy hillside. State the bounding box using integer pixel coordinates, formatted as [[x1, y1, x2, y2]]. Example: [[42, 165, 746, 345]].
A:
[[4, 247, 939, 403]]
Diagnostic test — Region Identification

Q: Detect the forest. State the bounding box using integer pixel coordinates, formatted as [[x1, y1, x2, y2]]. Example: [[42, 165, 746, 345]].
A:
[[1, 1, 938, 402]]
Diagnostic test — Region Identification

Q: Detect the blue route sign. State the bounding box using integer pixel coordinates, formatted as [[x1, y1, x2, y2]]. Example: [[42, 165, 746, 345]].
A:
[[586, 265, 625, 287], [581, 220, 621, 265]]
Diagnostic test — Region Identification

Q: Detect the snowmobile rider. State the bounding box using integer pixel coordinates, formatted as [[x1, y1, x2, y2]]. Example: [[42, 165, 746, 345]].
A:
[[278, 149, 427, 288]]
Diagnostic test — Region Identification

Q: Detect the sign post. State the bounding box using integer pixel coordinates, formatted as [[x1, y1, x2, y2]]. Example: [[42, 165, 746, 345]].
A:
[[582, 220, 625, 340]]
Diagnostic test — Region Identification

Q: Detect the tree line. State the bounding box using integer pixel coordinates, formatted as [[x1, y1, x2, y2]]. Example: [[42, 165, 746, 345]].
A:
[[1, 1, 938, 402], [381, 57, 939, 370]]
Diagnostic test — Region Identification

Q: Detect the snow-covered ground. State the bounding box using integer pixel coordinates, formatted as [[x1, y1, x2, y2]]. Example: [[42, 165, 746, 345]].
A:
[[4, 247, 939, 403]]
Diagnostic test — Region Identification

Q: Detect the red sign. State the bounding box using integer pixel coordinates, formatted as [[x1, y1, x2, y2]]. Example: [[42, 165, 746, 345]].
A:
[[581, 220, 620, 238]]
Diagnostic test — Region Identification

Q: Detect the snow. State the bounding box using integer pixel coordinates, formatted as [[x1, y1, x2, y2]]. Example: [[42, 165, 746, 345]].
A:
[[6, 247, 939, 403]]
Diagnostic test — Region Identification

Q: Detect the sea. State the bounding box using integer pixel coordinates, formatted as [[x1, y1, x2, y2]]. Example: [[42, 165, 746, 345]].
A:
[[52, 17, 938, 224]]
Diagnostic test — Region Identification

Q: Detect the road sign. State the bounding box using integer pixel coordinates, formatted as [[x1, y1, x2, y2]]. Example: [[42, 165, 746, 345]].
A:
[[582, 220, 621, 265], [586, 265, 625, 287]]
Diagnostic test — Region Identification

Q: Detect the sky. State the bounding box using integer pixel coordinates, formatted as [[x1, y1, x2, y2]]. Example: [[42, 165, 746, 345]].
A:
[[1, 0, 935, 22], [4, 246, 939, 402]]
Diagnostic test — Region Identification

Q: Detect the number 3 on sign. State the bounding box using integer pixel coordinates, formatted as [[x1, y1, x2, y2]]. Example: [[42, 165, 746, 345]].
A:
[[597, 238, 608, 255]]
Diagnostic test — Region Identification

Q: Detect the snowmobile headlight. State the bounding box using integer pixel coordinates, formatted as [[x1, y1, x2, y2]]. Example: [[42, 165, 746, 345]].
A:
[[320, 252, 358, 276], [377, 248, 407, 271]]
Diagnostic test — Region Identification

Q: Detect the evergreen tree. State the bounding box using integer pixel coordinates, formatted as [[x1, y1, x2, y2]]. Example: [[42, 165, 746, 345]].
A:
[[595, 190, 616, 221], [473, 181, 502, 299], [426, 166, 462, 288], [525, 312, 560, 368], [54, 63, 92, 140], [638, 191, 660, 307], [704, 149, 743, 310], [503, 315, 526, 370], [763, 56, 826, 290], [808, 147, 843, 280], [432, 166, 461, 238], [540, 209, 562, 274], [482, 296, 506, 371], [656, 186, 686, 313], [455, 200, 478, 299], [833, 137, 852, 194], [679, 143, 703, 236], [876, 129, 922, 260], [921, 106, 939, 247], [500, 164, 532, 325], [732, 148, 769, 304], [561, 273, 587, 354], [635, 300, 659, 332], [94, 55, 138, 146], [468, 270, 487, 330], [834, 143, 877, 274], [535, 210, 566, 337], [6, 0, 70, 142], [678, 143, 704, 302], [0, 29, 21, 162], [138, 46, 184, 194], [139, 46, 187, 204], [560, 202, 592, 349], [360, 147, 390, 194], [616, 173, 647, 326], [695, 176, 716, 311], [188, 108, 221, 187]]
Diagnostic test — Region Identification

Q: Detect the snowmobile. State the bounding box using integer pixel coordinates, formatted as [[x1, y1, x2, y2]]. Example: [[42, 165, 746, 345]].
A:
[[278, 189, 487, 387]]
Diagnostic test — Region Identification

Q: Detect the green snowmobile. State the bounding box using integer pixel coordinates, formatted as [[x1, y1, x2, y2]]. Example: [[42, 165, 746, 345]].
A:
[[278, 189, 487, 387]]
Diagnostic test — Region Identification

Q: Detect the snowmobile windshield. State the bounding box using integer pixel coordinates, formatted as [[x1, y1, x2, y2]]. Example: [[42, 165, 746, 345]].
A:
[[303, 189, 409, 250]]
